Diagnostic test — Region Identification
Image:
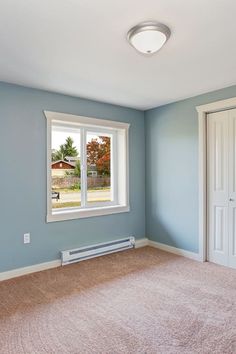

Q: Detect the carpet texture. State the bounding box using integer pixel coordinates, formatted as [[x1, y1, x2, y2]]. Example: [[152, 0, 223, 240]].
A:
[[0, 247, 236, 354]]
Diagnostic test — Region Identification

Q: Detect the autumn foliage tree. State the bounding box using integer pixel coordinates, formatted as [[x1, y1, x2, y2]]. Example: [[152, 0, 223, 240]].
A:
[[87, 136, 110, 176]]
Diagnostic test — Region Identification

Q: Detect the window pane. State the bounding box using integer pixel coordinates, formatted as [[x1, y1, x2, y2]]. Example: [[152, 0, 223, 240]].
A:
[[86, 132, 112, 203], [51, 124, 81, 210]]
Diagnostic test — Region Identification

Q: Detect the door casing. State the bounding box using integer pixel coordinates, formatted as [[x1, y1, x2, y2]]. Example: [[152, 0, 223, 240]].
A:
[[196, 97, 236, 262]]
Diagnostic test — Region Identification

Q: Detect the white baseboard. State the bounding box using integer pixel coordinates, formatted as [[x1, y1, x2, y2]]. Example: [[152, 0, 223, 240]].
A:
[[148, 240, 200, 261], [0, 238, 148, 281], [0, 259, 61, 282], [0, 238, 200, 282], [135, 238, 149, 248]]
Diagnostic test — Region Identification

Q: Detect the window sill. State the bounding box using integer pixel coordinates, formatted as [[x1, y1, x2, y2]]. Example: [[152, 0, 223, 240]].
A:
[[46, 205, 130, 223]]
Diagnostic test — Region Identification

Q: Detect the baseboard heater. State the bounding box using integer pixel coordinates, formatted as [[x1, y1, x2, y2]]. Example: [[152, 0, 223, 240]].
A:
[[61, 237, 135, 266]]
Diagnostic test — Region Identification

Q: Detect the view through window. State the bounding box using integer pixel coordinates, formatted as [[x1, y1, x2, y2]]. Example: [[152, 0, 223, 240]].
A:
[[51, 125, 81, 209], [51, 126, 112, 210], [86, 132, 111, 204]]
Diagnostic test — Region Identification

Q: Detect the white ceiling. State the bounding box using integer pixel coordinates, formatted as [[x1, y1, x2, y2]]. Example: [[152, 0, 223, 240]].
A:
[[0, 0, 236, 110]]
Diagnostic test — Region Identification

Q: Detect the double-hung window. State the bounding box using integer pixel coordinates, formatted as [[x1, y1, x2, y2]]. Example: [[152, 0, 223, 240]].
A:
[[45, 111, 129, 222]]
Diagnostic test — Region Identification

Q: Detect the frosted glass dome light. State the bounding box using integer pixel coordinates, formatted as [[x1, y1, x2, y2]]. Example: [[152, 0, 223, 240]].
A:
[[127, 21, 171, 55]]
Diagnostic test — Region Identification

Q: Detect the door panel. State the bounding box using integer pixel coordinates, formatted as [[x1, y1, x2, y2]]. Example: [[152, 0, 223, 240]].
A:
[[214, 121, 224, 191], [229, 109, 236, 195], [207, 111, 229, 266], [214, 206, 227, 252], [228, 108, 236, 268], [229, 207, 236, 254]]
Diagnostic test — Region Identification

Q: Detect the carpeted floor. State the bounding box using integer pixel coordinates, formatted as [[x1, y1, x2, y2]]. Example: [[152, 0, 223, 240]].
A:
[[0, 247, 236, 354]]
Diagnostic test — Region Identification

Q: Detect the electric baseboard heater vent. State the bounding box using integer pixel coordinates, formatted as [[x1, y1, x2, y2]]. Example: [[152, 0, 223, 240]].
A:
[[61, 237, 135, 266]]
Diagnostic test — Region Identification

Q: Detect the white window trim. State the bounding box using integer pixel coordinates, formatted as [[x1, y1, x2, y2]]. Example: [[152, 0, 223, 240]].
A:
[[44, 111, 130, 222]]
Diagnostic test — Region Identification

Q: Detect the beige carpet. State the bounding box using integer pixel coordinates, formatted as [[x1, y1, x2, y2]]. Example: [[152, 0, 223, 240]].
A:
[[0, 247, 236, 354]]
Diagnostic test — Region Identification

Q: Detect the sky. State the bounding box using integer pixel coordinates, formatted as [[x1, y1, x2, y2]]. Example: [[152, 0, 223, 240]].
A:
[[52, 130, 81, 152], [51, 129, 104, 154]]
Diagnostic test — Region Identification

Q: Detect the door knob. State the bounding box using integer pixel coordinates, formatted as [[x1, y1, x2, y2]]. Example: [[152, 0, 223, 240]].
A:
[[229, 198, 234, 201]]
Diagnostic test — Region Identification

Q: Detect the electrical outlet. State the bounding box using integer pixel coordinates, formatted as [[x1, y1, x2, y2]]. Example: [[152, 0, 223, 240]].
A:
[[24, 233, 30, 244]]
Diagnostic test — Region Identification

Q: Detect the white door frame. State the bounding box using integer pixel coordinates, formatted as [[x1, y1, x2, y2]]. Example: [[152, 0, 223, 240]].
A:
[[196, 97, 236, 262]]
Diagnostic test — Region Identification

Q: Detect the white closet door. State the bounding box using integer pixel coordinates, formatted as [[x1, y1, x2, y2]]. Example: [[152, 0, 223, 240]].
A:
[[207, 110, 229, 266], [228, 108, 236, 268]]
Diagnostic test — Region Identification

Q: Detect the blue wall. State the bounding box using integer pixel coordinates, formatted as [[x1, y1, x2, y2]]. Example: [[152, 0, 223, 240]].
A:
[[2, 81, 236, 272], [145, 85, 236, 253], [0, 82, 145, 272]]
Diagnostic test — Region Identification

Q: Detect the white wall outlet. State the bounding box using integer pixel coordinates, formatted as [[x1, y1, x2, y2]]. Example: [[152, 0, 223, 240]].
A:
[[24, 233, 30, 244]]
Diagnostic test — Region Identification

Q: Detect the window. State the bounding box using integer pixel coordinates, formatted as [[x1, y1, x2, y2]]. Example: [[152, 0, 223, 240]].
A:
[[45, 111, 129, 222]]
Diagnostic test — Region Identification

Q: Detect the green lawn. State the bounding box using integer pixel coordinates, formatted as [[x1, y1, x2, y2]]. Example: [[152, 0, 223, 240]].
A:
[[53, 187, 110, 193], [52, 201, 81, 209], [52, 200, 110, 209]]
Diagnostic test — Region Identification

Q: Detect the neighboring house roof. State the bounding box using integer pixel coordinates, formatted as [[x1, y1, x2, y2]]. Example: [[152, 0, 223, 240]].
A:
[[51, 159, 97, 171], [51, 160, 76, 169], [65, 156, 80, 162], [88, 164, 97, 171]]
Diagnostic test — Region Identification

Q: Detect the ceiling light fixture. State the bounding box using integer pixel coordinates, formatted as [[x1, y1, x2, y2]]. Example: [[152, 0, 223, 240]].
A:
[[127, 21, 171, 55]]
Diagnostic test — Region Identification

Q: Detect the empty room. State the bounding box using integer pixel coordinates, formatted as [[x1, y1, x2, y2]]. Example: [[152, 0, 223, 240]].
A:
[[1, 1, 236, 353]]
